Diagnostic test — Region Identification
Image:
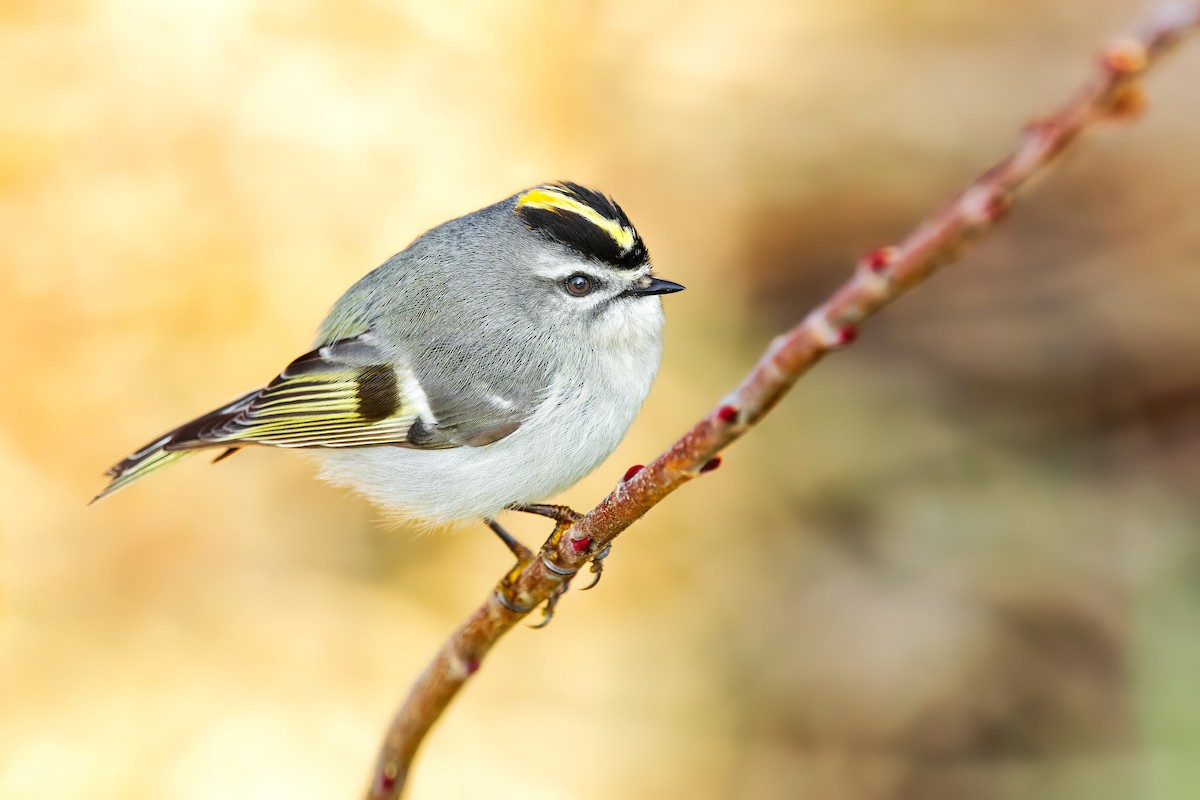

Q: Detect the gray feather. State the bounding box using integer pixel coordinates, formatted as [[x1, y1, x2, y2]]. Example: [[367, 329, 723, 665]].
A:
[[315, 197, 564, 451]]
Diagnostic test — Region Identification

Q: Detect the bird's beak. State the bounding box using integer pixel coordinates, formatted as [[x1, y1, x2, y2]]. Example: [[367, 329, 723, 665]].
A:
[[627, 277, 686, 297]]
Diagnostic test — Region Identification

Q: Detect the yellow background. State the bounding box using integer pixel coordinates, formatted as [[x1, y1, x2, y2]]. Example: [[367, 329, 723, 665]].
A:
[[3, 1, 1199, 798]]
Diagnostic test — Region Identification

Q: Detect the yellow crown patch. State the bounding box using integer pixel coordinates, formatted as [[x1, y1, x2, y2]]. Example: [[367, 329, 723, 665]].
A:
[[516, 183, 637, 254], [514, 183, 647, 268]]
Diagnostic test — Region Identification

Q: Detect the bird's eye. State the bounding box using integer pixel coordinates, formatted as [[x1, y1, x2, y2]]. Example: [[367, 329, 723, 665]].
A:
[[564, 273, 595, 296]]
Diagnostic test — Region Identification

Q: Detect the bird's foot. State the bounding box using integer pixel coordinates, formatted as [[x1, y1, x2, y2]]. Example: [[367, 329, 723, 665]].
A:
[[487, 517, 544, 615], [494, 504, 616, 626], [504, 503, 614, 627], [485, 517, 534, 565], [527, 578, 571, 629], [509, 503, 582, 526], [526, 539, 612, 625], [578, 543, 612, 591], [487, 513, 580, 624]]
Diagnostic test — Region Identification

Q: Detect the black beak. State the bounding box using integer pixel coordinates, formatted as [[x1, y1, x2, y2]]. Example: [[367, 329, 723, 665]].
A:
[[627, 277, 686, 297]]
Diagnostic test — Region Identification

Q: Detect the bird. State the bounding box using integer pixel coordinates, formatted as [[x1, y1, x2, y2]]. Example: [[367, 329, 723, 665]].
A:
[[92, 182, 684, 604]]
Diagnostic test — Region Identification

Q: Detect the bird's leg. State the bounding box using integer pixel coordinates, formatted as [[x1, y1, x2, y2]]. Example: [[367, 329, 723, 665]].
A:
[[487, 513, 581, 623], [510, 503, 584, 554], [508, 502, 616, 626], [484, 517, 533, 565], [511, 503, 609, 588], [486, 517, 541, 615], [509, 503, 582, 527], [510, 503, 582, 558]]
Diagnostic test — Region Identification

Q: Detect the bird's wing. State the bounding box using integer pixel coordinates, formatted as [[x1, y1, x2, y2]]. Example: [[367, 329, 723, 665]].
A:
[[93, 333, 534, 503], [166, 334, 530, 451], [158, 336, 410, 449], [399, 335, 549, 450]]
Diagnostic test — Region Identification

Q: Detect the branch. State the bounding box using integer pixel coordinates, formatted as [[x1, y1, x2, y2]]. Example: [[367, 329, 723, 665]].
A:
[[365, 3, 1200, 796]]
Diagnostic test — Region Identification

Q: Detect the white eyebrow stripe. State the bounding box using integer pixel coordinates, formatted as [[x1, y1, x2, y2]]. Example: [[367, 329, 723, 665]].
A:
[[533, 264, 601, 281], [531, 254, 651, 282]]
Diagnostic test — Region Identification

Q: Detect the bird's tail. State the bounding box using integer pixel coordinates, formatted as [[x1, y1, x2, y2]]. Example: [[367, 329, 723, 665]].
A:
[[90, 389, 260, 505], [91, 445, 197, 504]]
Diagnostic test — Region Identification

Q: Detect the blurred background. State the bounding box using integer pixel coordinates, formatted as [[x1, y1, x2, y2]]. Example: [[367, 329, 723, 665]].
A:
[[2, 1, 1198, 797]]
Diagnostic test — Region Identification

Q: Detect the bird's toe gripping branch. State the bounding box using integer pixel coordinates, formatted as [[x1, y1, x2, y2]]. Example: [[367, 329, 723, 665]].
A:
[[492, 503, 600, 627]]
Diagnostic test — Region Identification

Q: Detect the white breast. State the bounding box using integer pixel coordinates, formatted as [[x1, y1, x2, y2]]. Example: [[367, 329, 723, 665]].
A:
[[315, 318, 662, 524]]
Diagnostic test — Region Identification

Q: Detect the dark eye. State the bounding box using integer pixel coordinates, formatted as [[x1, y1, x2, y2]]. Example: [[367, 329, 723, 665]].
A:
[[563, 273, 595, 296]]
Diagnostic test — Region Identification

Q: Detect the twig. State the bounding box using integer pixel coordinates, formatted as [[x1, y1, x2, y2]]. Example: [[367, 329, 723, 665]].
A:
[[365, 3, 1200, 796]]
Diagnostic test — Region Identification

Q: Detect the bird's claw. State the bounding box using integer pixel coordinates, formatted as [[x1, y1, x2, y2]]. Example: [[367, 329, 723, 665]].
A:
[[578, 544, 611, 591], [495, 589, 537, 615], [529, 543, 611, 626], [528, 580, 570, 629], [493, 506, 613, 628]]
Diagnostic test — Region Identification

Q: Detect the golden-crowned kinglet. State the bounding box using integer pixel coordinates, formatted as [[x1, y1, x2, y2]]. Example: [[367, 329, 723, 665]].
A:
[[93, 182, 684, 525]]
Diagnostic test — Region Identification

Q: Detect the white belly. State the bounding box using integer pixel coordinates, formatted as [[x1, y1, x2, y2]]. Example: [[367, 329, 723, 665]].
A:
[[315, 347, 659, 524]]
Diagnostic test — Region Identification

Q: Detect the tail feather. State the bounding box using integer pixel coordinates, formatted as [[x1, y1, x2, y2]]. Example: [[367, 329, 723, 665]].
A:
[[93, 336, 413, 505], [90, 389, 261, 504], [90, 447, 198, 504]]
